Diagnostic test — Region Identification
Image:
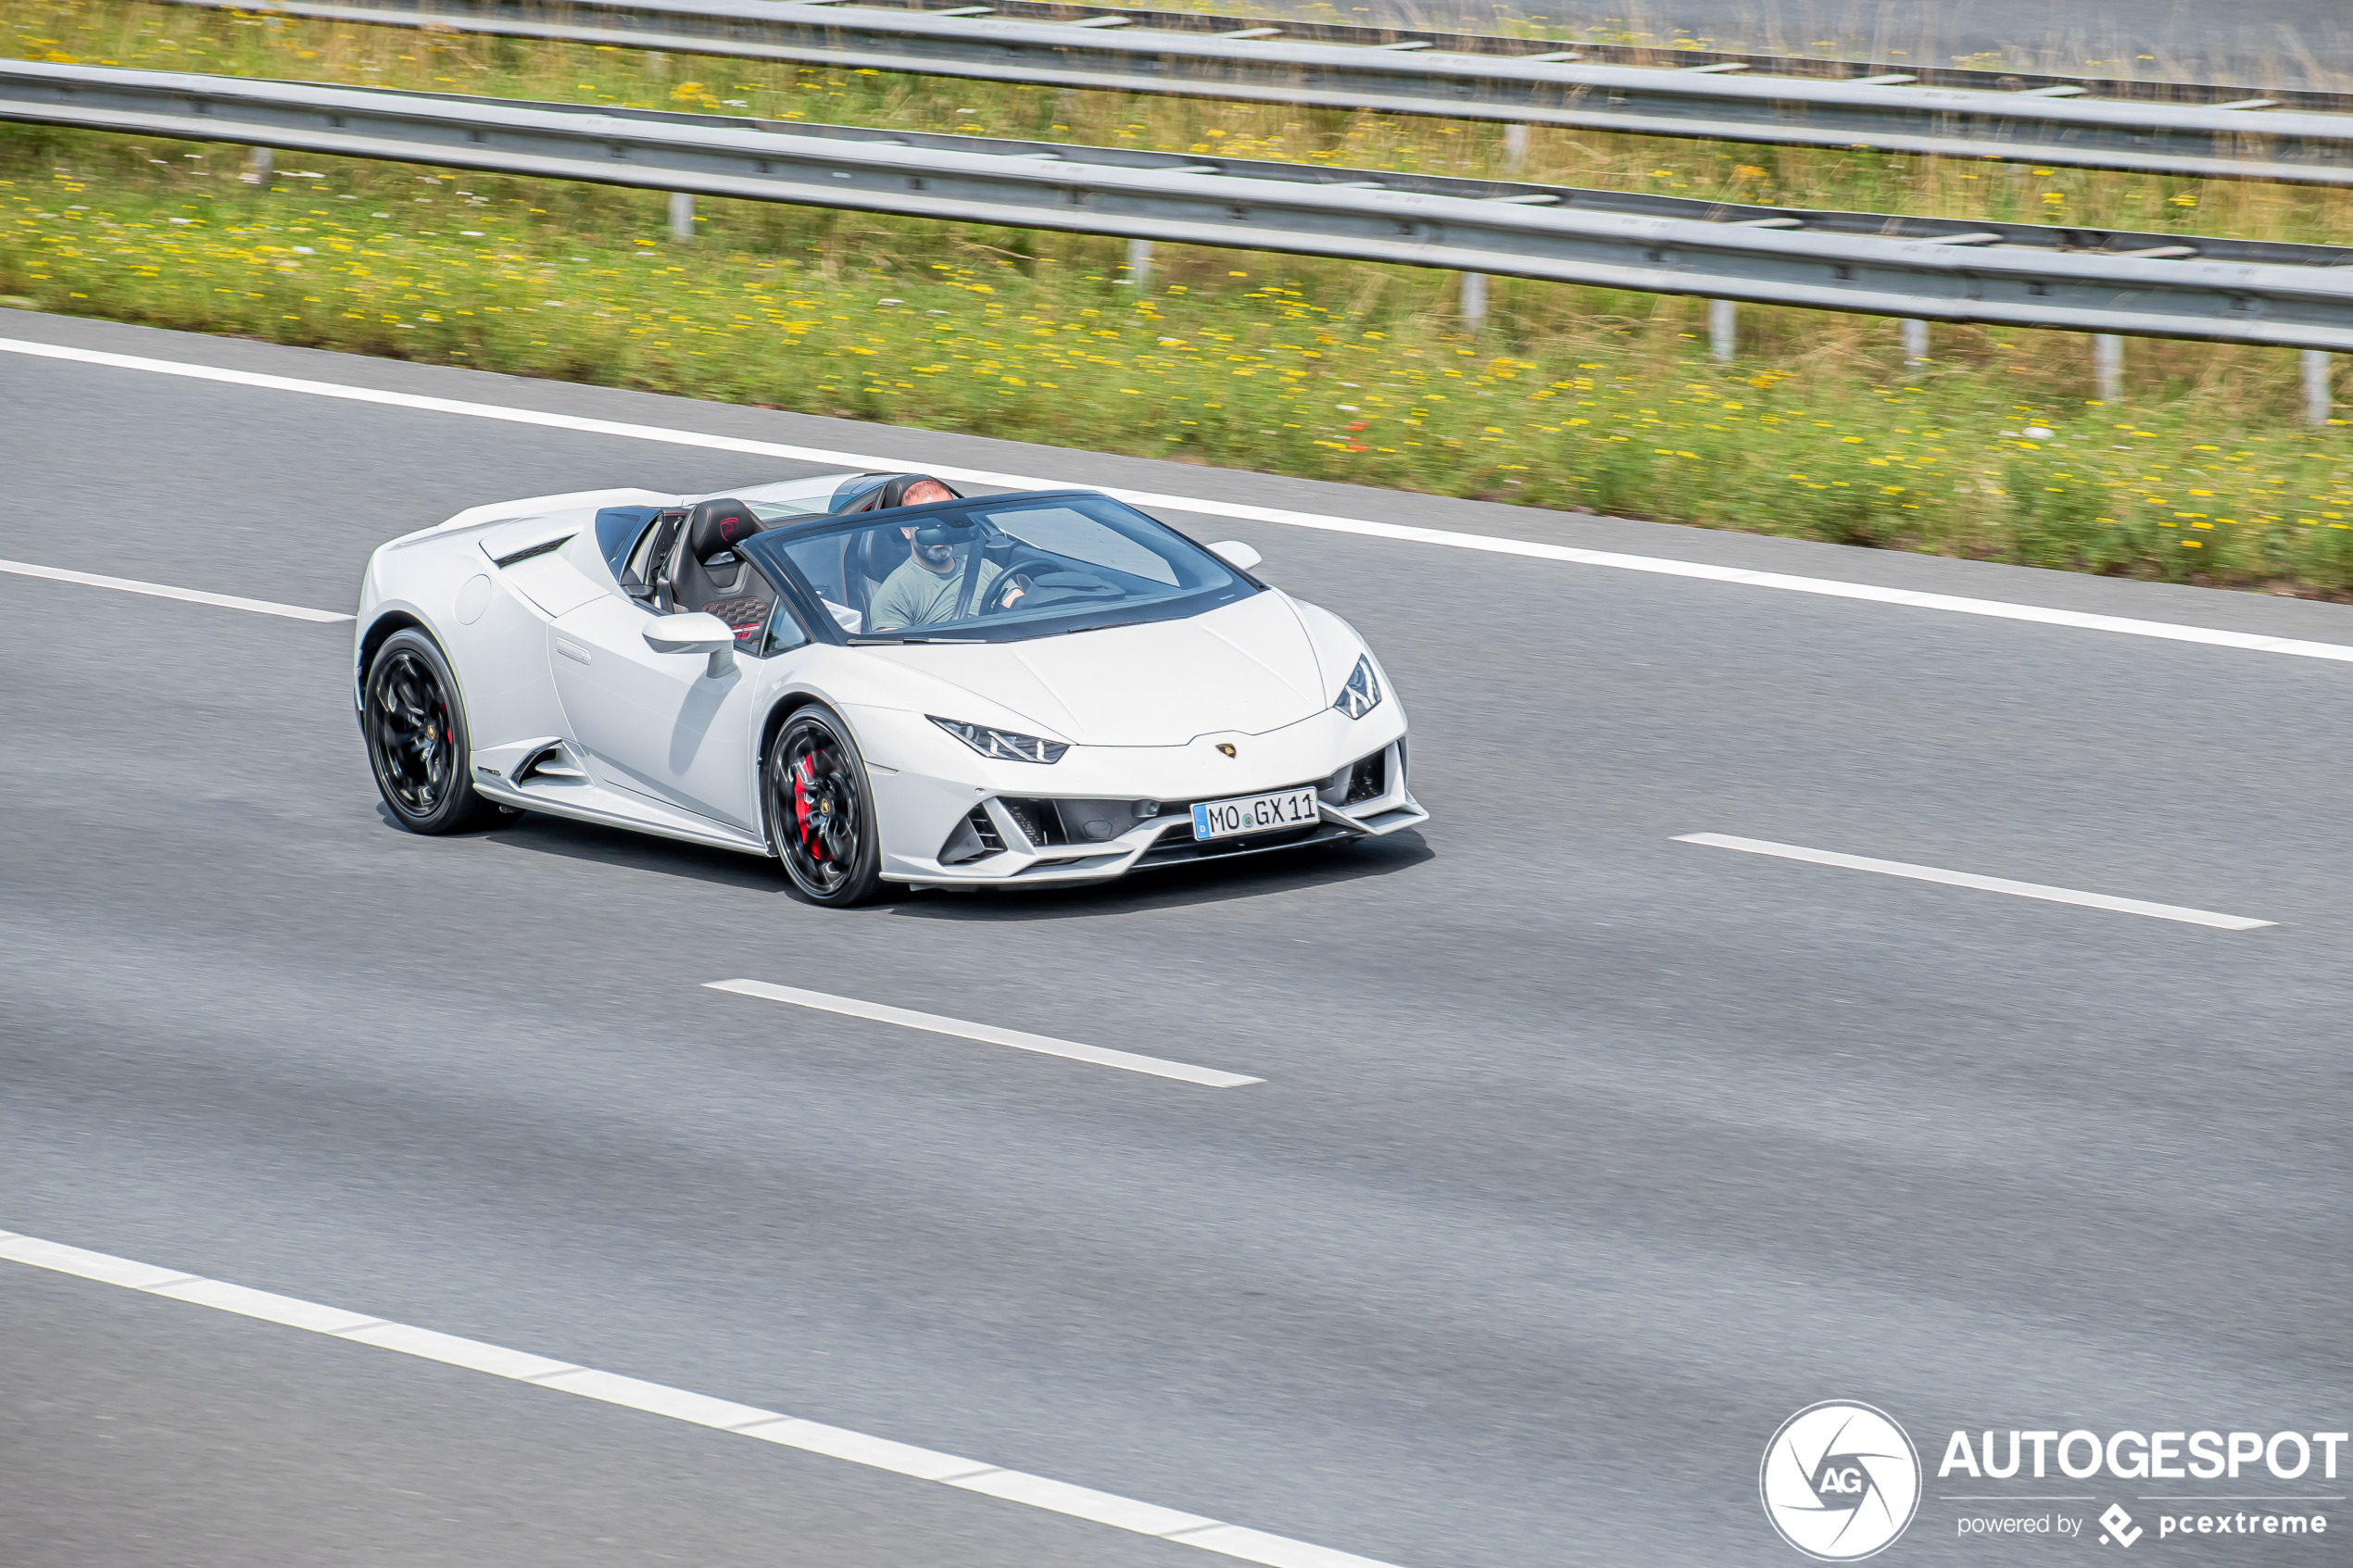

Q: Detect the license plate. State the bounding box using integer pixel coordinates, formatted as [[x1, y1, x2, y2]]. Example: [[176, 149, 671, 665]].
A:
[[1191, 786, 1320, 841]]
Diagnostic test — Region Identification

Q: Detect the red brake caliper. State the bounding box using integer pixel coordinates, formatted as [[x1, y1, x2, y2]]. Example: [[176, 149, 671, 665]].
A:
[[793, 755, 827, 861]]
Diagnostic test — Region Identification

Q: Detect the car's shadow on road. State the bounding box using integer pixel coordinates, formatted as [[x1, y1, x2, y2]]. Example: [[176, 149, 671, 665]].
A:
[[460, 809, 791, 892], [460, 806, 1433, 916]]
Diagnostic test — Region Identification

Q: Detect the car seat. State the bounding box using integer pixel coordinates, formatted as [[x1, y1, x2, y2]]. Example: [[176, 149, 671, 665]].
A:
[[827, 472, 963, 516], [668, 497, 774, 644], [850, 524, 912, 622]]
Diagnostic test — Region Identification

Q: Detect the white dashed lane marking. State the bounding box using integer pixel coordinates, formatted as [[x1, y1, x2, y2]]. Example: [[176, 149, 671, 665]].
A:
[[0, 558, 354, 622], [706, 980, 1264, 1087], [0, 1230, 1399, 1568], [1675, 834, 2275, 931]]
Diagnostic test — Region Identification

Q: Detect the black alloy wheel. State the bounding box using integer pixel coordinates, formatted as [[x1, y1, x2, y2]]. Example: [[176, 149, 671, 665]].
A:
[[765, 705, 889, 906], [363, 629, 499, 834]]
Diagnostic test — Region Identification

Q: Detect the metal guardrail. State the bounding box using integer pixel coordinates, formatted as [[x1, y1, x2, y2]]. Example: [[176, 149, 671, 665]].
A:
[[151, 0, 2353, 185], [6, 61, 2353, 351]]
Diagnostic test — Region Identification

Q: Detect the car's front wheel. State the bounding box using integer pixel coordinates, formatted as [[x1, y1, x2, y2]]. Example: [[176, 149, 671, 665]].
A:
[[765, 704, 890, 907], [362, 628, 500, 834]]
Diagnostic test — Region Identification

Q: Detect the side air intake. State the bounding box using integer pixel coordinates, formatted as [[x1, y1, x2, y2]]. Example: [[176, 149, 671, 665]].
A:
[[937, 806, 1006, 866], [515, 744, 586, 784]]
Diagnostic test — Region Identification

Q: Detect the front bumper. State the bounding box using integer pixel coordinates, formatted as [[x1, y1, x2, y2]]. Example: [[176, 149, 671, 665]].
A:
[[859, 705, 1425, 888]]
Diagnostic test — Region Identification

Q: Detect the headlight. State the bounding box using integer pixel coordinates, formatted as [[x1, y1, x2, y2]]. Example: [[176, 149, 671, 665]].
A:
[[929, 716, 1069, 764], [1332, 654, 1383, 720]]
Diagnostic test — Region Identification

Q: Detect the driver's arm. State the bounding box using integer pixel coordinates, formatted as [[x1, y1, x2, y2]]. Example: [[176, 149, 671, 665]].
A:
[[974, 558, 1022, 612]]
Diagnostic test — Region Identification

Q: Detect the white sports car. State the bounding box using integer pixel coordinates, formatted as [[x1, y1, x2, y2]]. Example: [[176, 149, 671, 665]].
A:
[[354, 470, 1426, 906]]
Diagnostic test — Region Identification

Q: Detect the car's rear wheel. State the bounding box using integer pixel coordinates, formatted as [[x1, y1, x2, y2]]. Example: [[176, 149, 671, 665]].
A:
[[363, 628, 500, 834], [765, 704, 890, 907]]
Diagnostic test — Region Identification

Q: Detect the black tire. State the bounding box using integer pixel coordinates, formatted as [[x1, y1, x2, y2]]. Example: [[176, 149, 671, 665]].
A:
[[362, 628, 500, 834], [764, 704, 891, 907]]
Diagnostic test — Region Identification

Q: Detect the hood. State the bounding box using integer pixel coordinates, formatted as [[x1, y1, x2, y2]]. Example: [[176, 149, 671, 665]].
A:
[[868, 591, 1335, 746]]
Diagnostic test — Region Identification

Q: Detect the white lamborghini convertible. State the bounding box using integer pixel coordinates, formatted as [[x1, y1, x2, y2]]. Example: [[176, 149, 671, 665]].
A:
[[354, 470, 1426, 906]]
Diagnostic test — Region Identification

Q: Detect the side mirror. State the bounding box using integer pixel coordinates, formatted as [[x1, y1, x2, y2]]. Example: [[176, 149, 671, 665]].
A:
[[1207, 540, 1263, 572], [644, 611, 738, 677]]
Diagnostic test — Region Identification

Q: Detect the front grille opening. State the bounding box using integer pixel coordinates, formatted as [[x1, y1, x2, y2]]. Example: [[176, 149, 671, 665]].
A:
[[997, 797, 1068, 848], [991, 799, 1172, 852], [938, 806, 1006, 866], [1059, 804, 1132, 843], [1321, 746, 1388, 807]]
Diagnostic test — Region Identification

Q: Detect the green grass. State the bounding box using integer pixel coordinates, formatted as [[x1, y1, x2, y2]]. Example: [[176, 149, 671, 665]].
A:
[[6, 0, 2353, 594]]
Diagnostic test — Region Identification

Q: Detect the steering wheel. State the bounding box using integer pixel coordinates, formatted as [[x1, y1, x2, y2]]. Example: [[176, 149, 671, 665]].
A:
[[979, 552, 1063, 615]]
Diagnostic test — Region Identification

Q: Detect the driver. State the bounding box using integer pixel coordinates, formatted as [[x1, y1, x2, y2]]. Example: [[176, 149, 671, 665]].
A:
[[869, 481, 1026, 631]]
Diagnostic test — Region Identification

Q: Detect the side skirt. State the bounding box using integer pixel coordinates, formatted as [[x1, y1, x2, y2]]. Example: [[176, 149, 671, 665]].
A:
[[472, 773, 773, 857]]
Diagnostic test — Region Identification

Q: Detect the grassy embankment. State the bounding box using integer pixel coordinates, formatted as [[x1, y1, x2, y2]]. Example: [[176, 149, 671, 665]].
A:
[[6, 0, 2353, 592]]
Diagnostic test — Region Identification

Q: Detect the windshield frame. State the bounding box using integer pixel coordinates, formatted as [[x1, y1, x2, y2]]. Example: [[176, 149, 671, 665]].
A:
[[736, 490, 1263, 646]]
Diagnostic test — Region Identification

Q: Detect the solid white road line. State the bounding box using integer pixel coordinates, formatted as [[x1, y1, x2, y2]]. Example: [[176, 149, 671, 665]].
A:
[[1674, 833, 2275, 930], [0, 558, 354, 623], [9, 335, 2353, 667], [0, 1230, 1402, 1568], [706, 979, 1263, 1087]]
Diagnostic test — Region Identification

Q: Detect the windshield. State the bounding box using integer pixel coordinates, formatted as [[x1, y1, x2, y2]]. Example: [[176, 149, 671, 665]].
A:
[[724, 473, 869, 526], [741, 493, 1255, 644]]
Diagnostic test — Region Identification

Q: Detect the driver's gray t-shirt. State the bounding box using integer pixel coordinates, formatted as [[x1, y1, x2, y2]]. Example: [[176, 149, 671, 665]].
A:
[[870, 554, 1001, 630]]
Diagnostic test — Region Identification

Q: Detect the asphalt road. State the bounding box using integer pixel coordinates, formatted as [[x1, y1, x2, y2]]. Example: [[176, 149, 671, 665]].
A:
[[3, 308, 2349, 1568]]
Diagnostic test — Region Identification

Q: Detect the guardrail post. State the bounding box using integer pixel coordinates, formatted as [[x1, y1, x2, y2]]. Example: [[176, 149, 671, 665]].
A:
[[242, 145, 271, 185], [1459, 270, 1488, 330], [2303, 350, 2334, 427], [2094, 333, 2123, 401], [1122, 237, 1152, 287], [19, 59, 2353, 372], [1502, 123, 1529, 175], [1901, 319, 1929, 368], [1707, 299, 1736, 363]]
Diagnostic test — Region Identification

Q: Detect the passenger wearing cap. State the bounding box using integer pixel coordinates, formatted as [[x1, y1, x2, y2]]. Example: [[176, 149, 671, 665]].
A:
[[868, 479, 1026, 630]]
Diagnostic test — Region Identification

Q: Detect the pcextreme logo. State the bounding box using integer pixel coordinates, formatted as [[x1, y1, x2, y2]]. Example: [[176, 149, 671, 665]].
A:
[[1761, 1401, 1924, 1561]]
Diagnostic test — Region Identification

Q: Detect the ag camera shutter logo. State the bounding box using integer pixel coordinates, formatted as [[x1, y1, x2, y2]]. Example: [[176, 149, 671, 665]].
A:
[[1761, 1401, 1922, 1561]]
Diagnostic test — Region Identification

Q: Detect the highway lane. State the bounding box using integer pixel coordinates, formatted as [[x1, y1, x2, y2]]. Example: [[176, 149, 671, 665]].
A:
[[1, 1261, 1214, 1568], [4, 310, 2350, 1567]]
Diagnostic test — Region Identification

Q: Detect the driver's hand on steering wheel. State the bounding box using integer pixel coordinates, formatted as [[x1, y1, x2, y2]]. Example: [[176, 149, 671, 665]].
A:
[[996, 575, 1031, 610]]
